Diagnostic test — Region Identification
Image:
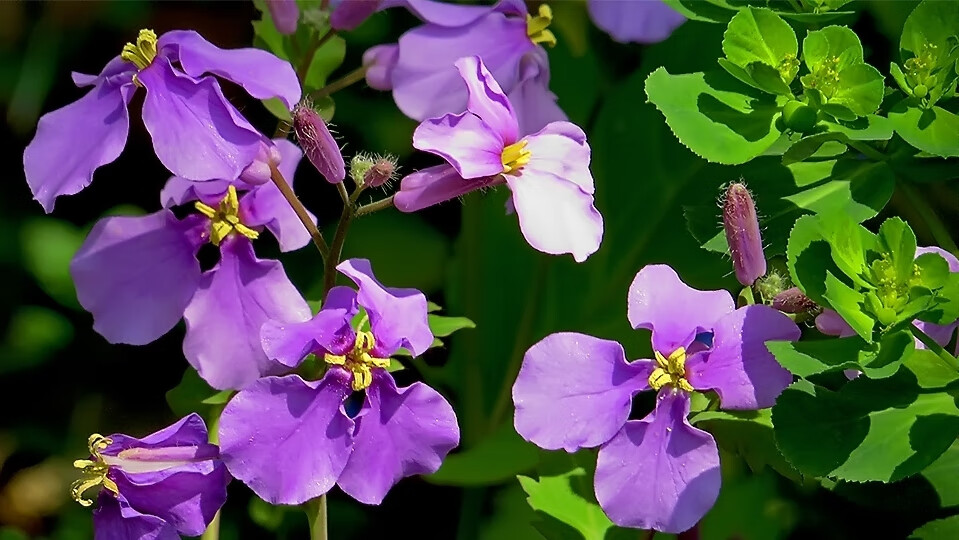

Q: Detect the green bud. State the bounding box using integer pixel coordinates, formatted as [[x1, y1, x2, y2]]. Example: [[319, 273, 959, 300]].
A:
[[913, 84, 928, 98], [781, 100, 818, 133]]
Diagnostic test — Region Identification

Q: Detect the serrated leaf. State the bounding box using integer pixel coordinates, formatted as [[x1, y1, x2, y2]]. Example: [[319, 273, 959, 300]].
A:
[[802, 25, 864, 72], [904, 349, 959, 390], [786, 214, 833, 305], [827, 63, 885, 117], [428, 423, 538, 486], [888, 100, 959, 158], [773, 370, 959, 482], [877, 217, 918, 282], [645, 68, 784, 164], [826, 114, 893, 141], [818, 213, 871, 286], [824, 271, 874, 341], [910, 515, 959, 540], [723, 8, 798, 77], [691, 409, 802, 482], [900, 0, 959, 65], [766, 334, 914, 379]]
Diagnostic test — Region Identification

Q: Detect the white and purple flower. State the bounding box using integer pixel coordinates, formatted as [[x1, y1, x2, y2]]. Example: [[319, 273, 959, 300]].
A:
[[69, 140, 314, 391], [395, 56, 602, 262], [23, 29, 299, 212], [72, 414, 229, 540], [217, 259, 459, 505], [512, 264, 800, 533]]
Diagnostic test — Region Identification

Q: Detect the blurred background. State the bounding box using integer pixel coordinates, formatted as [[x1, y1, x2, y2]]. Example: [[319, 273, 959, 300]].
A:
[[0, 1, 956, 539]]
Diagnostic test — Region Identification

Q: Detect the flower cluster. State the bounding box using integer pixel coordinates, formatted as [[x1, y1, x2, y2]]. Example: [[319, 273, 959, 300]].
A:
[[513, 264, 799, 532]]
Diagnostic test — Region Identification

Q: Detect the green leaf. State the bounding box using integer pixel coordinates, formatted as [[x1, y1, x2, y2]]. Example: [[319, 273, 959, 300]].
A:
[[691, 409, 802, 481], [900, 0, 959, 65], [166, 368, 234, 420], [786, 214, 833, 305], [824, 271, 874, 341], [769, 332, 912, 379], [826, 63, 886, 117], [645, 68, 784, 164], [773, 370, 959, 482], [910, 516, 959, 540], [826, 114, 894, 141], [919, 440, 959, 508], [888, 100, 959, 158], [428, 423, 538, 486], [802, 25, 864, 72], [21, 218, 83, 310], [723, 8, 798, 78], [877, 217, 918, 282], [904, 349, 959, 389], [818, 213, 871, 285], [428, 313, 476, 338], [518, 452, 627, 540]]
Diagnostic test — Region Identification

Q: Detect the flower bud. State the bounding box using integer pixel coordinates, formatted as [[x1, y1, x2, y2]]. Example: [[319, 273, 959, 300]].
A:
[[330, 0, 379, 31], [239, 141, 282, 185], [265, 0, 300, 35], [772, 287, 817, 314], [363, 45, 398, 91], [293, 103, 345, 184], [781, 100, 818, 133], [722, 183, 766, 287], [349, 153, 398, 188]]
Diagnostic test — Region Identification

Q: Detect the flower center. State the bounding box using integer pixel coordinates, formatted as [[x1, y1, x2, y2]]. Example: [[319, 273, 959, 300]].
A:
[[71, 434, 119, 507], [194, 185, 260, 246], [501, 140, 531, 174], [803, 56, 842, 98], [324, 331, 391, 391], [648, 347, 694, 392], [526, 4, 557, 48], [121, 29, 158, 71]]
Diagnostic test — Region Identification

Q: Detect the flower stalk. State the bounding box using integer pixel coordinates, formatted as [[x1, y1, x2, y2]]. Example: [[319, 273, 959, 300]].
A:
[[270, 163, 330, 258]]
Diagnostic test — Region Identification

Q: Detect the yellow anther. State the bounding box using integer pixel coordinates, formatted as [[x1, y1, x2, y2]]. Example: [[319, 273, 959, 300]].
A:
[[71, 434, 119, 507], [526, 4, 557, 47], [649, 347, 694, 392], [323, 331, 392, 391], [501, 140, 532, 174], [194, 185, 259, 246], [121, 29, 158, 70]]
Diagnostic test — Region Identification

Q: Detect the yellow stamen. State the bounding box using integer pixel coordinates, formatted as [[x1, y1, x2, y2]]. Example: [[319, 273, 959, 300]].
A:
[[71, 434, 119, 507], [121, 29, 158, 71], [194, 185, 260, 246], [648, 347, 694, 392], [324, 331, 391, 391], [526, 4, 557, 48], [501, 140, 531, 174]]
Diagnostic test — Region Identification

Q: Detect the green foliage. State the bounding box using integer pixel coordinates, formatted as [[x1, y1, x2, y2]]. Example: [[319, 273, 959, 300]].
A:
[[166, 368, 234, 422], [428, 422, 538, 486], [692, 409, 801, 481], [910, 516, 959, 540], [21, 218, 83, 310]]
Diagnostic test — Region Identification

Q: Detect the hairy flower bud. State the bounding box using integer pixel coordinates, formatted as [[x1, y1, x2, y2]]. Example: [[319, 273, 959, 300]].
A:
[[772, 287, 818, 314], [293, 102, 345, 184], [722, 183, 766, 287], [350, 153, 398, 188]]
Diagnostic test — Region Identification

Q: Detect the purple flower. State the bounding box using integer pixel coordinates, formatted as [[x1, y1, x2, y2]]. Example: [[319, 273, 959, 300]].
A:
[[395, 56, 603, 262], [265, 0, 300, 34], [362, 0, 565, 134], [218, 258, 459, 505], [23, 29, 300, 212], [816, 246, 959, 353], [71, 414, 229, 539], [587, 0, 686, 44], [512, 264, 800, 533], [69, 140, 313, 390], [723, 183, 766, 286]]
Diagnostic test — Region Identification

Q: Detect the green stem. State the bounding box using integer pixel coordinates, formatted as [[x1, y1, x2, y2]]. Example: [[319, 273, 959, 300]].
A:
[[848, 141, 887, 162], [323, 195, 354, 294], [355, 195, 395, 217], [305, 495, 328, 540], [911, 325, 959, 371], [311, 65, 369, 101], [899, 182, 959, 256], [336, 181, 350, 205], [271, 164, 330, 259]]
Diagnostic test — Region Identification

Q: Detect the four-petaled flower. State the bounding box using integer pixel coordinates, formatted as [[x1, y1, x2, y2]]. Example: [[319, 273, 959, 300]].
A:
[[72, 414, 229, 539], [23, 29, 300, 212], [396, 56, 603, 262], [217, 258, 459, 505], [69, 140, 314, 391], [512, 264, 800, 533]]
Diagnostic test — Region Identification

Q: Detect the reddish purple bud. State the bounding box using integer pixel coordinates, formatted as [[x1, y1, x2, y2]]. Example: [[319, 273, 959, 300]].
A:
[[265, 0, 300, 35], [723, 183, 766, 286], [364, 157, 397, 188], [293, 103, 346, 184], [772, 287, 817, 314]]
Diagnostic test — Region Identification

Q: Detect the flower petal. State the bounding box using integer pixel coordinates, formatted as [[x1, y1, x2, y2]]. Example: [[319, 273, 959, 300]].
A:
[[241, 139, 317, 252], [587, 0, 685, 44], [394, 164, 500, 212], [72, 56, 136, 88], [507, 48, 567, 136], [685, 305, 800, 410], [23, 78, 134, 212], [504, 169, 603, 262], [70, 211, 204, 345], [363, 44, 399, 91], [387, 0, 509, 25], [105, 413, 211, 453], [138, 56, 266, 182], [93, 493, 179, 540], [627, 265, 735, 354], [337, 372, 459, 504], [218, 372, 355, 505], [261, 287, 358, 368], [159, 30, 301, 109], [337, 258, 433, 356], [413, 112, 505, 179], [595, 390, 720, 533], [182, 237, 311, 390], [159, 176, 237, 208], [454, 56, 518, 143], [513, 332, 652, 452], [391, 12, 531, 121], [524, 121, 593, 193]]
